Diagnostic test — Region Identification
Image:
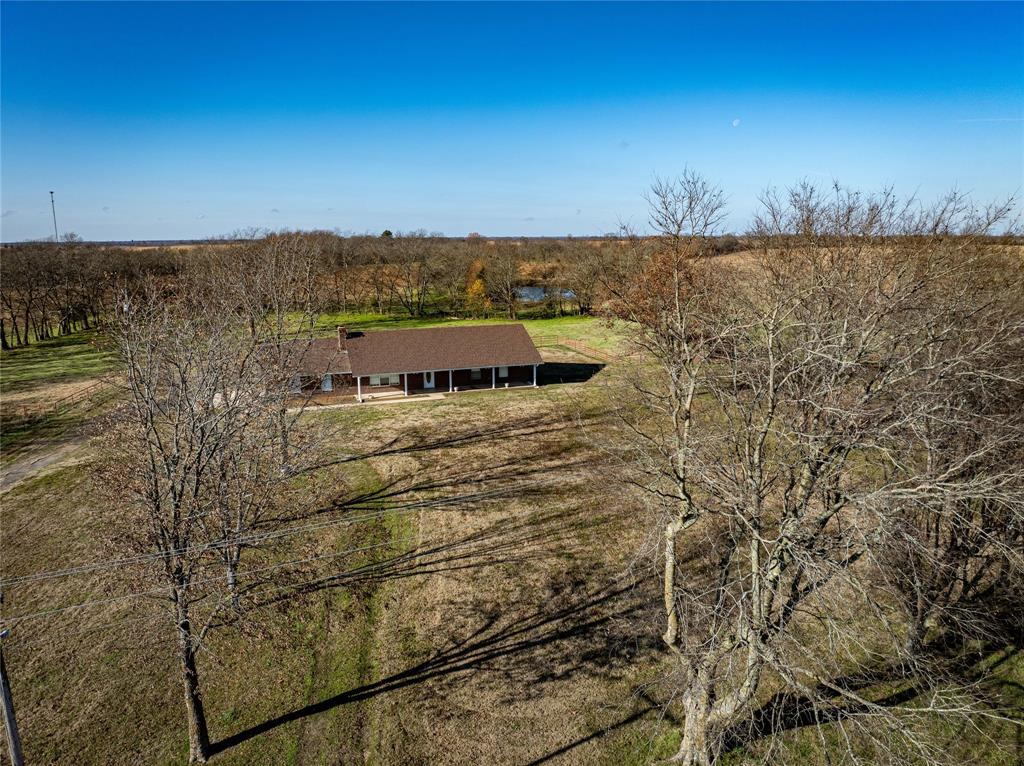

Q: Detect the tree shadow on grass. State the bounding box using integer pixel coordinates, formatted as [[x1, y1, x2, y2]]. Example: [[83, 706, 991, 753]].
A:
[[210, 578, 657, 756], [720, 640, 1023, 757], [210, 403, 646, 757], [524, 690, 679, 766], [303, 409, 609, 475]]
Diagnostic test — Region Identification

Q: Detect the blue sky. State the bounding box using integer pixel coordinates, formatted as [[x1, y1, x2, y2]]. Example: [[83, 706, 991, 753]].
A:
[[1, 1, 1021, 240]]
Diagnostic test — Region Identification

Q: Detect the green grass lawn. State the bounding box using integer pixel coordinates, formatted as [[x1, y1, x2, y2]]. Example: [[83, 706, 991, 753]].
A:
[[0, 387, 121, 467], [313, 311, 628, 353], [2, 442, 407, 766], [1, 332, 120, 465], [4, 330, 1020, 765], [0, 331, 117, 394]]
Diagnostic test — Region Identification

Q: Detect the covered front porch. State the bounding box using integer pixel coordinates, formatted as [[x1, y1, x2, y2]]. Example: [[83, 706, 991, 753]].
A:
[[355, 364, 539, 402]]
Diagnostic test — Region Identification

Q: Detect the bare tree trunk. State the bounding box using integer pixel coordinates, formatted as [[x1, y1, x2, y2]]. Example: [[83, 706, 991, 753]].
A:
[[224, 548, 241, 610], [662, 518, 683, 648], [278, 405, 290, 467], [10, 314, 22, 346], [673, 689, 713, 766], [174, 597, 210, 764]]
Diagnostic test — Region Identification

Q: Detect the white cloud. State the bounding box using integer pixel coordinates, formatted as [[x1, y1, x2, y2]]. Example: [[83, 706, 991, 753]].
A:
[[1, 210, 14, 218], [731, 118, 741, 128]]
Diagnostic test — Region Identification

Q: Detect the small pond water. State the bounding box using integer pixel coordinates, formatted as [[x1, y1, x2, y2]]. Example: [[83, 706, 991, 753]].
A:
[[515, 286, 576, 303]]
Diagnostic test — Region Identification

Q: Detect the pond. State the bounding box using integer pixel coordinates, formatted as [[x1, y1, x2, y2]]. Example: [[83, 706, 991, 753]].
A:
[[515, 286, 576, 303]]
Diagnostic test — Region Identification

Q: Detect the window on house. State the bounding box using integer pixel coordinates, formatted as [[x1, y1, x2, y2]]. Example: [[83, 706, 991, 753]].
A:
[[498, 366, 509, 378], [370, 374, 399, 387], [471, 368, 482, 381], [321, 374, 333, 392]]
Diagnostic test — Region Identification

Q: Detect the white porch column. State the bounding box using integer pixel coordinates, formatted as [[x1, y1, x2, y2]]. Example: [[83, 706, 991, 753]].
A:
[[533, 364, 538, 387], [448, 370, 453, 392], [492, 367, 496, 389], [356, 376, 362, 402], [404, 374, 409, 396]]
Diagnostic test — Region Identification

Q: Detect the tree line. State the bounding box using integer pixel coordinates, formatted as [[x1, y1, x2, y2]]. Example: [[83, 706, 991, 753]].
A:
[[0, 231, 755, 349]]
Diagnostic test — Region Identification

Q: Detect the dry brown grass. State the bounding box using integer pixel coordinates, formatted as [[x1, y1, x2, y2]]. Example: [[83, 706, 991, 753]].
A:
[[3, 337, 685, 764], [344, 388, 662, 765]]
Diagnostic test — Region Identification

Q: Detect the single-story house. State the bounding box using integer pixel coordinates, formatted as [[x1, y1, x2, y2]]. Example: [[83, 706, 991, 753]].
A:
[[290, 323, 544, 402]]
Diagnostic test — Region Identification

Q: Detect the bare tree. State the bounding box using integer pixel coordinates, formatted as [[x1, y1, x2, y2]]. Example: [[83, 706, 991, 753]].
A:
[[104, 261, 333, 762], [106, 289, 260, 763], [602, 177, 1023, 765], [388, 232, 439, 317], [209, 232, 324, 466], [488, 243, 523, 319]]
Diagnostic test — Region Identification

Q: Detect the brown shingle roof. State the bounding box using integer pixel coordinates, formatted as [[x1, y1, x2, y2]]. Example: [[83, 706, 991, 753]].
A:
[[291, 338, 351, 375], [345, 323, 542, 376]]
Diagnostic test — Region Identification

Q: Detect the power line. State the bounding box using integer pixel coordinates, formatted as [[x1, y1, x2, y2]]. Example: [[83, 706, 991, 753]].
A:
[[0, 505, 405, 587], [5, 520, 539, 655], [4, 536, 417, 625], [4, 538, 435, 652], [0, 479, 549, 588]]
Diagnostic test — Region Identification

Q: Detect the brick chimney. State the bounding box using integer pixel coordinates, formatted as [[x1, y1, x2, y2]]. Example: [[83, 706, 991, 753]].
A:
[[337, 326, 348, 350]]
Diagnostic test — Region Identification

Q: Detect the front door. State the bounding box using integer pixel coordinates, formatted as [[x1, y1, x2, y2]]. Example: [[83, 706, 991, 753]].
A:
[[423, 370, 435, 389]]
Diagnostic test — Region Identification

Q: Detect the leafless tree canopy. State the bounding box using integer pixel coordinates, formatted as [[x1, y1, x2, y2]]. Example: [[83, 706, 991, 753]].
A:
[[0, 231, 637, 350], [4, 184, 1021, 765], [603, 177, 1023, 765], [102, 259, 331, 763]]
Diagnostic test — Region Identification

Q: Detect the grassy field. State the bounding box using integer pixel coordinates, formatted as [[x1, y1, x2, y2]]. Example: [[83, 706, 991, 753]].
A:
[[0, 331, 120, 468], [3, 315, 1021, 765], [1, 344, 670, 764], [0, 331, 116, 394]]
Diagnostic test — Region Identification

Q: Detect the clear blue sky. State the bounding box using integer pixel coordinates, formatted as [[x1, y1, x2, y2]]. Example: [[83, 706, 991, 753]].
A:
[[1, 1, 1021, 241]]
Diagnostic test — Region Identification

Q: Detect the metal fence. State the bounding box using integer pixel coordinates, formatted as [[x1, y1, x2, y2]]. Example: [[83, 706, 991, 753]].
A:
[[532, 335, 613, 363], [6, 376, 119, 421]]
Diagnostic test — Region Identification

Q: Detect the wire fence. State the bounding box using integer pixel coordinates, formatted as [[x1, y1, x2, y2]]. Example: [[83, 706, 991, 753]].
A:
[[5, 375, 120, 420], [531, 335, 613, 363]]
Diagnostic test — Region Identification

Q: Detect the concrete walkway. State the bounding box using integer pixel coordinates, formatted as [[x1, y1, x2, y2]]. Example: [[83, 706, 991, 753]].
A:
[[294, 391, 449, 414], [295, 383, 543, 414]]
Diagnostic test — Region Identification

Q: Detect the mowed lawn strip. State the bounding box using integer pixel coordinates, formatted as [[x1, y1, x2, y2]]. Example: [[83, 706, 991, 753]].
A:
[[1, 332, 120, 468]]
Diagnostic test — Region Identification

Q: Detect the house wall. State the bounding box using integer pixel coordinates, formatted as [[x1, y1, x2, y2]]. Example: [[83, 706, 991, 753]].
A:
[[450, 365, 533, 388], [297, 365, 538, 401], [297, 373, 355, 396]]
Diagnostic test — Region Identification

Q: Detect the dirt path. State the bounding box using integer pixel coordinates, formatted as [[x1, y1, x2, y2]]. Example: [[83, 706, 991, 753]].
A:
[[0, 438, 86, 494]]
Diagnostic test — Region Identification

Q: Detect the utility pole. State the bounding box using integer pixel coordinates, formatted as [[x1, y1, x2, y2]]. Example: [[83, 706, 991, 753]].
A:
[[50, 190, 60, 244], [0, 591, 24, 766]]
